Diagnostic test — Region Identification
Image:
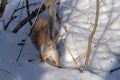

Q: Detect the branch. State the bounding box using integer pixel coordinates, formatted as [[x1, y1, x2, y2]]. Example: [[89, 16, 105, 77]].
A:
[[4, 16, 17, 30], [4, 1, 39, 30], [4, 0, 23, 30], [26, 0, 32, 26], [28, 2, 44, 36], [11, 1, 60, 33], [83, 0, 100, 71], [12, 3, 46, 33], [75, 36, 110, 64], [0, 0, 7, 19], [110, 66, 120, 74], [15, 2, 41, 12], [16, 2, 44, 62]]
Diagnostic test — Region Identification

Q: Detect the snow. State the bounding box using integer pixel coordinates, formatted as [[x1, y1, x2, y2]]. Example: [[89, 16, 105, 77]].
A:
[[0, 0, 120, 80]]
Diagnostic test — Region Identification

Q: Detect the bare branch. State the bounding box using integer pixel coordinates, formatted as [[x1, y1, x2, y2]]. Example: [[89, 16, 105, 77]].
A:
[[4, 16, 17, 30], [4, 0, 23, 30], [26, 0, 32, 26], [28, 2, 44, 36], [12, 3, 46, 33], [16, 2, 44, 61], [83, 0, 100, 71], [15, 2, 41, 12], [4, 2, 40, 30], [110, 66, 120, 74]]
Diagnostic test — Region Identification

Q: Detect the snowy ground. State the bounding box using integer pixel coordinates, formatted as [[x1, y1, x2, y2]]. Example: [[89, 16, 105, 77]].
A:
[[0, 0, 120, 80]]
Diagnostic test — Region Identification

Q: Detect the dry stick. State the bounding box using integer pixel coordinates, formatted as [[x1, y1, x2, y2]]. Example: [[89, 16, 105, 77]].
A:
[[4, 0, 23, 30], [12, 2, 73, 33], [60, 37, 79, 68], [16, 0, 28, 62], [0, 0, 7, 19], [16, 2, 44, 62], [4, 16, 17, 30], [83, 0, 100, 71], [12, 3, 46, 33], [76, 45, 98, 64], [55, 2, 95, 70], [15, 2, 41, 12], [17, 0, 24, 27], [4, 2, 40, 30], [55, 3, 94, 69], [76, 0, 117, 67], [59, 25, 79, 68], [76, 0, 117, 64], [110, 66, 120, 73], [75, 37, 110, 63], [15, 1, 60, 14], [75, 42, 101, 64], [28, 2, 44, 36], [52, 12, 79, 68], [26, 0, 33, 26], [54, 5, 79, 68]]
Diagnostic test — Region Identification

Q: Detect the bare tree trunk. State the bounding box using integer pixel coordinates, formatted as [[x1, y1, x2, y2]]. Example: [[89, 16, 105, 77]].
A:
[[46, 0, 56, 39]]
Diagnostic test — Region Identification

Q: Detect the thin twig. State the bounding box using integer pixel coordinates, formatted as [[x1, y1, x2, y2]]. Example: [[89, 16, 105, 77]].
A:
[[110, 66, 120, 73], [16, 0, 27, 61], [12, 3, 46, 33], [4, 16, 17, 30], [28, 2, 44, 36], [60, 37, 79, 67], [54, 8, 80, 69], [16, 2, 44, 62], [58, 24, 80, 68], [26, 0, 33, 26], [17, 0, 24, 27], [15, 1, 60, 13], [4, 0, 22, 30], [75, 37, 110, 63], [14, 2, 40, 12], [16, 41, 25, 61], [83, 0, 100, 71]]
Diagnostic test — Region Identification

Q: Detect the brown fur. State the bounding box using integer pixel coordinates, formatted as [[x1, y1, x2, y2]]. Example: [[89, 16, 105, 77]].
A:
[[31, 18, 60, 67]]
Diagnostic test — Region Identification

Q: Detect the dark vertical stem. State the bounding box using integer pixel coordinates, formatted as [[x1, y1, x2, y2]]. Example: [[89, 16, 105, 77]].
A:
[[26, 0, 33, 26]]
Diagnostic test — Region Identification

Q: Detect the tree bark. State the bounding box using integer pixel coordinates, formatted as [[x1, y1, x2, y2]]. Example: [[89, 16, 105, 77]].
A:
[[46, 0, 56, 39]]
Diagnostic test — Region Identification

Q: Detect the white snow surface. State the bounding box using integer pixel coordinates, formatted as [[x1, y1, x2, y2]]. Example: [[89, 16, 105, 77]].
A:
[[0, 0, 120, 80]]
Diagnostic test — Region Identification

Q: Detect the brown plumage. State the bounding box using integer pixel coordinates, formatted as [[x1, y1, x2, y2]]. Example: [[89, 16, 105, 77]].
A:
[[31, 18, 60, 67]]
